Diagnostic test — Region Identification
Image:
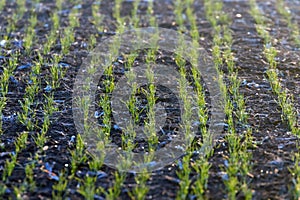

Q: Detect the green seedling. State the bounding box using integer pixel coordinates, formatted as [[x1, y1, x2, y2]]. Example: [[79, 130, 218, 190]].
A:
[[24, 14, 38, 53], [0, 0, 5, 11], [78, 175, 97, 200], [25, 162, 36, 192], [52, 170, 68, 200], [192, 157, 211, 199], [70, 135, 87, 176], [102, 171, 126, 200], [131, 0, 141, 28], [92, 1, 104, 32], [127, 168, 150, 200], [2, 132, 29, 184], [2, 153, 17, 181]]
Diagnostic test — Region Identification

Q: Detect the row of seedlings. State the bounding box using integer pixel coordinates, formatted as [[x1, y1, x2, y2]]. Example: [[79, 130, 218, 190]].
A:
[[1, 1, 39, 197], [102, 0, 128, 198], [204, 0, 253, 199], [0, 0, 30, 133], [123, 0, 156, 199], [249, 0, 300, 198], [275, 0, 300, 48], [184, 0, 218, 198], [173, 0, 197, 199], [73, 1, 107, 199], [73, 0, 129, 198]]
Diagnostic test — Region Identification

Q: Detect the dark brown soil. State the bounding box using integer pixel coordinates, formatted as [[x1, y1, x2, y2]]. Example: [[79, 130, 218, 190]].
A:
[[0, 0, 299, 199]]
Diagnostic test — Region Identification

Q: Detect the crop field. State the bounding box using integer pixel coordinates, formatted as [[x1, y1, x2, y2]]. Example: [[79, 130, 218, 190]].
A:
[[0, 0, 300, 199]]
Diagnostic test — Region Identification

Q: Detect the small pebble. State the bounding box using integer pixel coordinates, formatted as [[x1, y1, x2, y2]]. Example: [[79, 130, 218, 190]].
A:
[[43, 146, 49, 151], [236, 13, 242, 18], [73, 4, 82, 9], [113, 124, 121, 131], [44, 85, 52, 92], [0, 40, 7, 47], [68, 135, 76, 146], [58, 62, 70, 68], [94, 111, 104, 118], [17, 63, 32, 70]]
